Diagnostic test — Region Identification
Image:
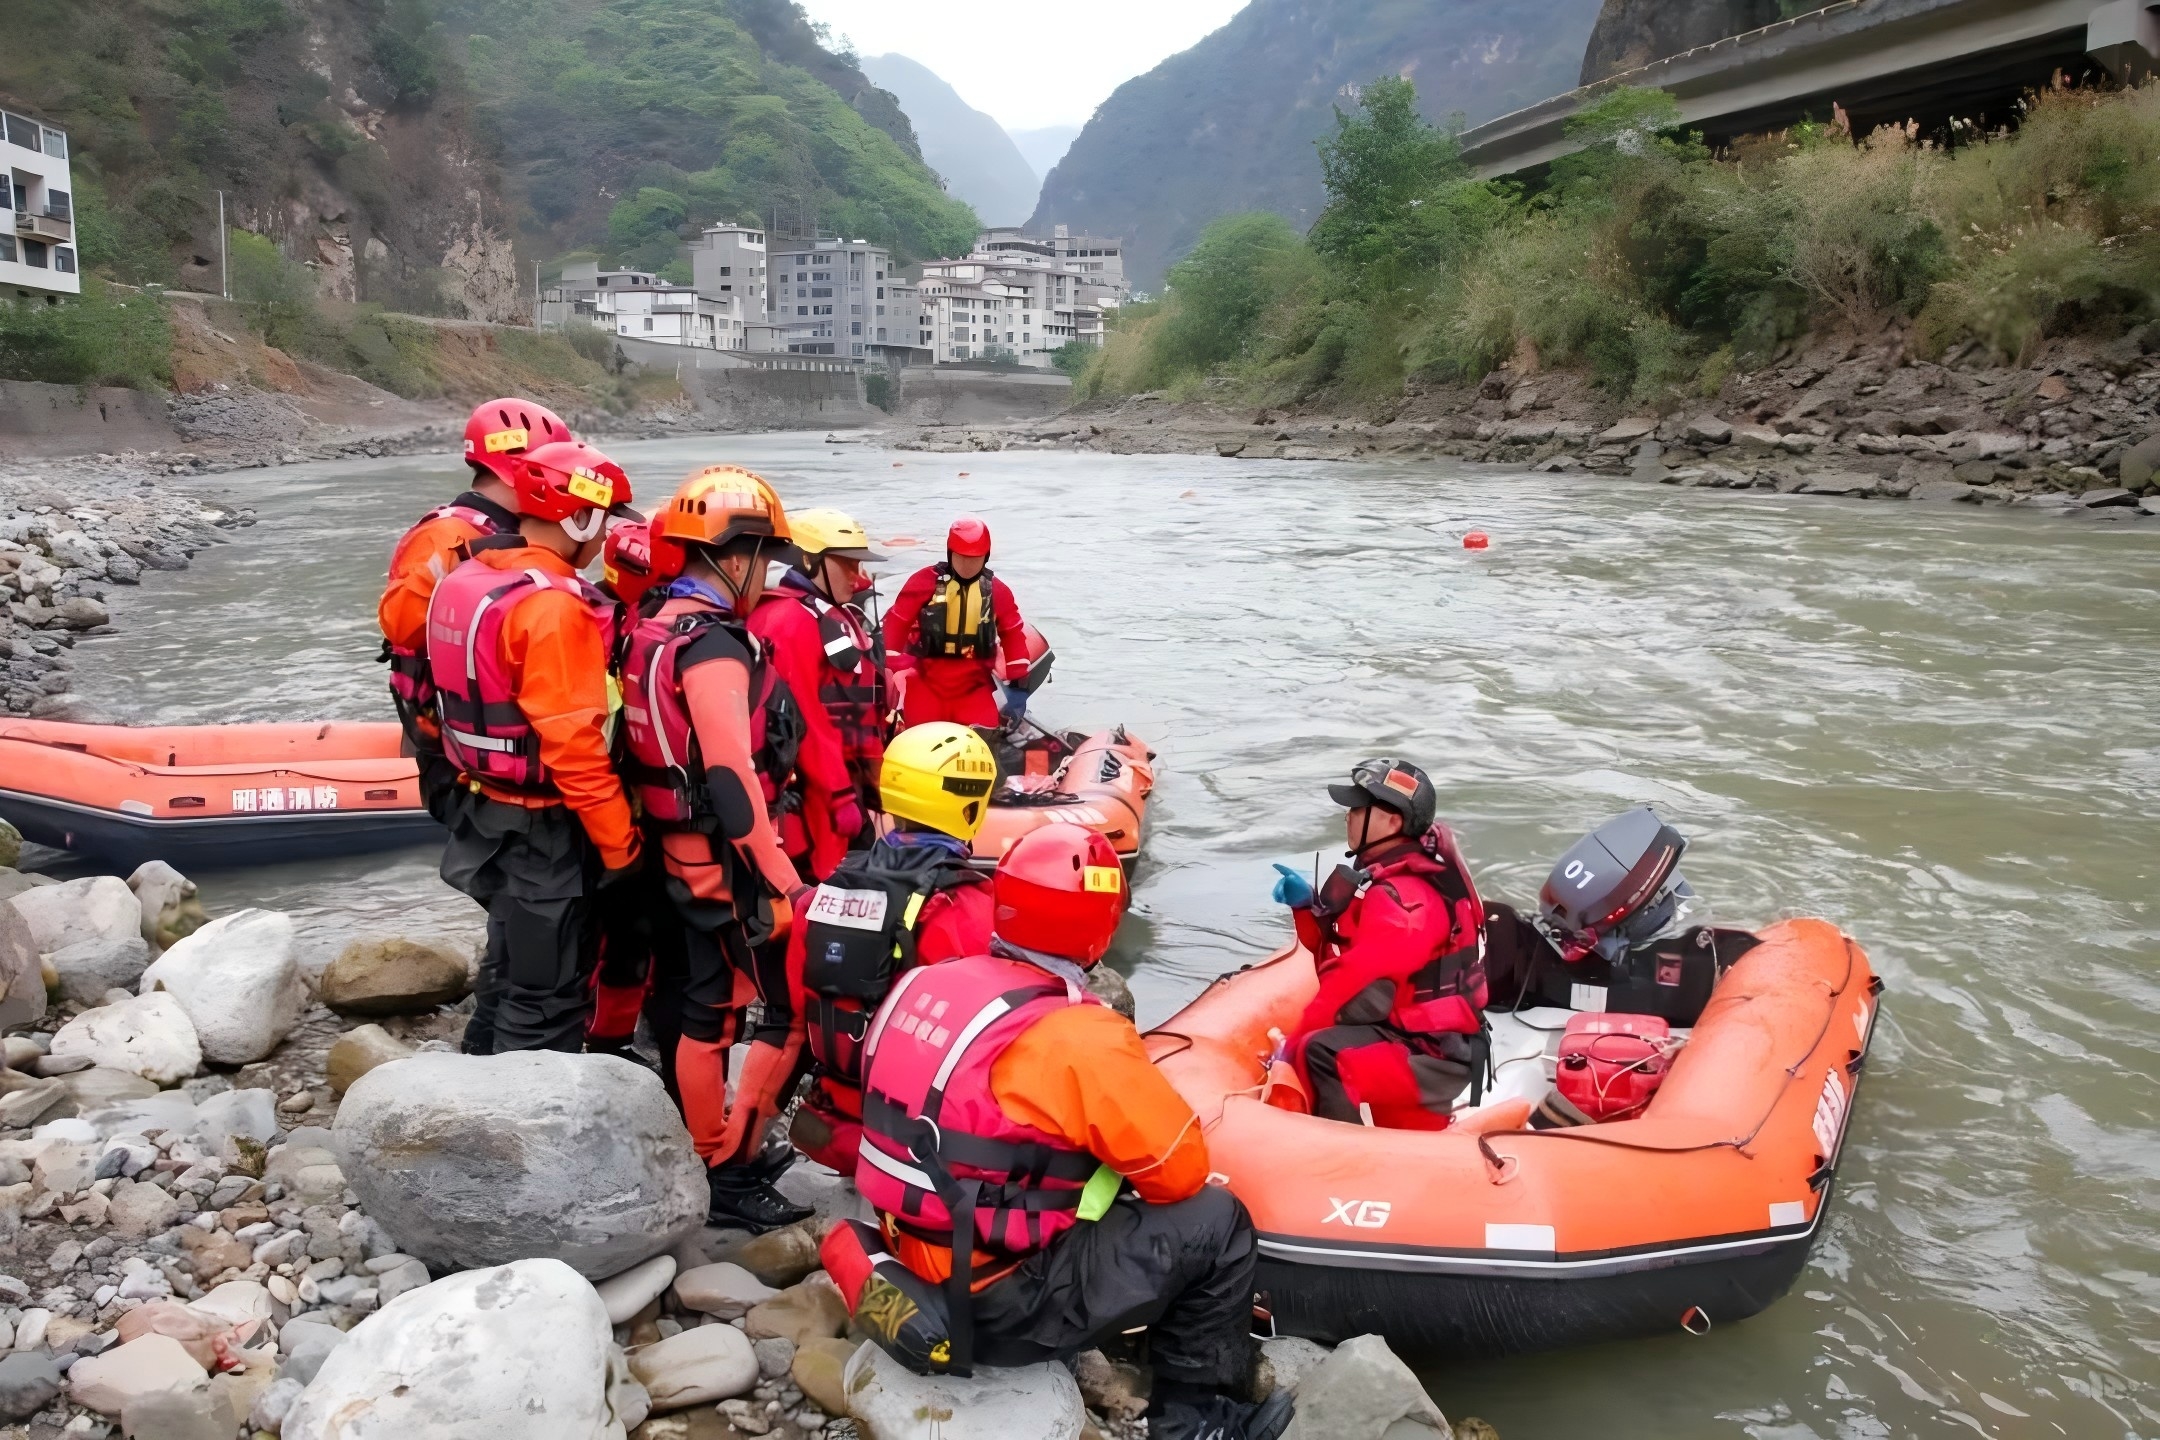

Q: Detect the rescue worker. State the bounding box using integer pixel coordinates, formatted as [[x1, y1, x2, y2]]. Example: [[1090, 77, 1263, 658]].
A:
[[426, 437, 638, 1056], [616, 466, 813, 1231], [825, 823, 1290, 1440], [1272, 759, 1489, 1129], [785, 722, 998, 1175], [378, 398, 571, 816], [749, 508, 888, 880], [883, 516, 1031, 732]]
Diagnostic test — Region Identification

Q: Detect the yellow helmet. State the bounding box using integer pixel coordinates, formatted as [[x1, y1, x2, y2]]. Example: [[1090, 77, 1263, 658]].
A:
[[880, 723, 997, 841], [790, 507, 885, 563]]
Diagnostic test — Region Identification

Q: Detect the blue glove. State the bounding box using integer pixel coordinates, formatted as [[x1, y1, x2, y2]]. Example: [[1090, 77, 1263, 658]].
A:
[[999, 686, 1028, 723], [1271, 863, 1314, 909]]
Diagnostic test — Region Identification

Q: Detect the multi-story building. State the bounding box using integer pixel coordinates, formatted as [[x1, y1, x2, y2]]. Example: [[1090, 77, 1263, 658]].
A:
[[541, 261, 753, 350], [688, 223, 768, 324], [917, 239, 1112, 369], [1, 106, 79, 303], [975, 225, 1129, 306], [762, 237, 931, 362]]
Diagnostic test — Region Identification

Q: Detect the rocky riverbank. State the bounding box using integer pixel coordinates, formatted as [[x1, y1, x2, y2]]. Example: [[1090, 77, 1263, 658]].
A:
[[0, 861, 1482, 1440], [892, 332, 2160, 520]]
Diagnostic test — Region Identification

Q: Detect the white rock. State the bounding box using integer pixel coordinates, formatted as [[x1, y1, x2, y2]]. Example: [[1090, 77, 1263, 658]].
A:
[[138, 909, 306, 1065], [82, 1090, 198, 1140], [1260, 1335, 1330, 1399], [595, 1254, 675, 1326], [16, 1308, 50, 1350], [843, 1344, 1084, 1440], [281, 1258, 622, 1440], [670, 1262, 778, 1321], [191, 1088, 278, 1150], [187, 1281, 272, 1330], [50, 993, 202, 1085], [626, 1323, 758, 1413], [7, 876, 141, 954], [66, 1333, 209, 1416], [48, 935, 152, 1007], [1278, 1334, 1449, 1440], [334, 1052, 705, 1280], [126, 860, 201, 951]]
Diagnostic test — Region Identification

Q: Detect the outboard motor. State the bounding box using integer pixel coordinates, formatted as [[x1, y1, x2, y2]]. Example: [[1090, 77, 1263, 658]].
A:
[[1538, 807, 1693, 965]]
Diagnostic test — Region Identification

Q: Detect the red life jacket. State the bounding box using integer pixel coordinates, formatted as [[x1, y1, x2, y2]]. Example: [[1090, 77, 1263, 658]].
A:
[[617, 599, 805, 828], [910, 564, 999, 661], [857, 953, 1103, 1259], [1321, 828, 1489, 1036], [423, 547, 617, 796], [382, 495, 515, 749], [787, 585, 887, 788]]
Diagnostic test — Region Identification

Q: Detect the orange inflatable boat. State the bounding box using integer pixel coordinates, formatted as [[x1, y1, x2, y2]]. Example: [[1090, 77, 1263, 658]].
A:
[[970, 725, 1153, 870], [1147, 918, 1879, 1358], [0, 719, 434, 870]]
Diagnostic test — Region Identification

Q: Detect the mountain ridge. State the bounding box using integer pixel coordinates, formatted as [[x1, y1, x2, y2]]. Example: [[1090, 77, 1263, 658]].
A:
[[859, 54, 1040, 228]]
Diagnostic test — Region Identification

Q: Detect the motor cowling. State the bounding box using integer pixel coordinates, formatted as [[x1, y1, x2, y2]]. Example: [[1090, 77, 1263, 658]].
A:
[[1538, 807, 1692, 965]]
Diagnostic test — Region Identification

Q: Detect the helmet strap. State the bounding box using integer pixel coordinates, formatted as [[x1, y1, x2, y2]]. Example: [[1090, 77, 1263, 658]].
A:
[[561, 507, 605, 544]]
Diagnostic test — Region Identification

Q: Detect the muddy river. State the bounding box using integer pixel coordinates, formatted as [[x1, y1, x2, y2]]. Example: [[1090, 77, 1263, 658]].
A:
[[67, 432, 2160, 1439]]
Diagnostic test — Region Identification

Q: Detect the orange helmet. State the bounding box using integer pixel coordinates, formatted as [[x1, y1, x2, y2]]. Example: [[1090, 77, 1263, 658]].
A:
[[464, 398, 570, 485], [511, 439, 632, 541], [992, 822, 1125, 967], [656, 465, 793, 555]]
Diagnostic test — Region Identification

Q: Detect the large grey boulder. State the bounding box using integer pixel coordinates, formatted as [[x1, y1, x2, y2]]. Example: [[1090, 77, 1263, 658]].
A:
[[1278, 1334, 1449, 1440], [8, 875, 141, 955], [126, 861, 208, 953], [281, 1259, 627, 1440], [334, 1052, 705, 1279], [0, 900, 44, 1031], [138, 909, 306, 1064], [842, 1344, 1085, 1440], [49, 934, 152, 1007]]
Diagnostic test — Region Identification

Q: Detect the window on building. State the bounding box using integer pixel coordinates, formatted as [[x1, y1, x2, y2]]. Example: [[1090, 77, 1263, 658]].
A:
[[0, 236, 14, 263], [1022, 332, 1030, 343], [811, 287, 831, 297], [3, 114, 36, 151], [814, 304, 832, 315], [875, 304, 884, 316], [719, 266, 732, 275], [42, 129, 65, 159], [876, 287, 884, 299], [643, 318, 653, 330], [876, 328, 886, 341], [852, 343, 864, 355], [797, 305, 808, 316], [850, 321, 861, 335], [813, 271, 831, 282], [54, 246, 74, 274], [22, 239, 46, 269]]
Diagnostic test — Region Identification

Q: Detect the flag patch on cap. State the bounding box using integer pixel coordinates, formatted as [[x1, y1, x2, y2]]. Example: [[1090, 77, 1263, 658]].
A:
[[1383, 769, 1419, 796]]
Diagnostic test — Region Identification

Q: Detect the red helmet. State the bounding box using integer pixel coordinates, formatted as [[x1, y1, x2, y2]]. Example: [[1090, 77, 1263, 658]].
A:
[[993, 822, 1125, 966], [463, 398, 571, 485], [947, 516, 992, 558], [600, 517, 683, 610], [512, 439, 632, 540]]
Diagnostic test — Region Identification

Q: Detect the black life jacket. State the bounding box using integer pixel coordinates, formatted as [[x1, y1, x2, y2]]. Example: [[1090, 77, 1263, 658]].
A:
[[799, 841, 987, 1085], [911, 563, 999, 661]]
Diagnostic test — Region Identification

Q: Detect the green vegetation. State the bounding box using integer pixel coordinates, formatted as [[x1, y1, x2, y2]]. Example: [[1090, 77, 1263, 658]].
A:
[[0, 280, 171, 388], [1082, 77, 2160, 406], [862, 371, 895, 411], [451, 0, 979, 269]]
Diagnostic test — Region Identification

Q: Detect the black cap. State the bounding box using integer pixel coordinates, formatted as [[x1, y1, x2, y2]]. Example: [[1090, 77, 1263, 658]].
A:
[[1327, 758, 1437, 833]]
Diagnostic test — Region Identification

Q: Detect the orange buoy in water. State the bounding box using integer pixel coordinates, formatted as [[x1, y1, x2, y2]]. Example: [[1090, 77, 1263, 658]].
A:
[[885, 536, 922, 548], [1464, 531, 1491, 550], [958, 472, 971, 478], [892, 462, 905, 467]]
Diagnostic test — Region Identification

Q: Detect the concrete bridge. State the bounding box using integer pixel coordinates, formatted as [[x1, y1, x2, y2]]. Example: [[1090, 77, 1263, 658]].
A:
[[1459, 0, 2160, 176]]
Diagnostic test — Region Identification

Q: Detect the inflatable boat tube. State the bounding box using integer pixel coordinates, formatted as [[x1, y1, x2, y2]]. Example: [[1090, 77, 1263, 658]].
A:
[[1146, 918, 1879, 1358], [971, 725, 1152, 870], [0, 720, 435, 870]]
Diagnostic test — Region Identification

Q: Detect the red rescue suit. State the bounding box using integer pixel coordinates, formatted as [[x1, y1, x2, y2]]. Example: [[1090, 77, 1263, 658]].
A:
[[1287, 831, 1489, 1130], [884, 563, 1028, 730], [750, 571, 886, 879]]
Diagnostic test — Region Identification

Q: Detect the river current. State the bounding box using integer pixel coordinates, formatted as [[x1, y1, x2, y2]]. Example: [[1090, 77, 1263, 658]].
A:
[[67, 433, 2160, 1439]]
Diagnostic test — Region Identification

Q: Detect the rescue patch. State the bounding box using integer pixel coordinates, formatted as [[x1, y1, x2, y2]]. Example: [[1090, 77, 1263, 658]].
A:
[[566, 470, 614, 506], [482, 426, 529, 453], [807, 885, 890, 931], [1082, 865, 1123, 894]]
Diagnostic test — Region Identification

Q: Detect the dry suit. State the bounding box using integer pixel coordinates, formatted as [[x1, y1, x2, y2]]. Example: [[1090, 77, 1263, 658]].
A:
[[749, 570, 886, 879], [884, 563, 1028, 730], [1286, 832, 1490, 1129], [427, 536, 639, 1054], [616, 577, 806, 1169]]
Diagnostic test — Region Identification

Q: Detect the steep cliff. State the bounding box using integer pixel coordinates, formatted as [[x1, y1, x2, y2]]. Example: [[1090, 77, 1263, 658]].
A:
[[1026, 0, 1605, 290], [1579, 0, 1787, 85], [1, 0, 970, 321]]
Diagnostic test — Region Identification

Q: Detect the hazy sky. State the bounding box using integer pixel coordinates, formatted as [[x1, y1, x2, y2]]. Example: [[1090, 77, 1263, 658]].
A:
[[798, 0, 1249, 130]]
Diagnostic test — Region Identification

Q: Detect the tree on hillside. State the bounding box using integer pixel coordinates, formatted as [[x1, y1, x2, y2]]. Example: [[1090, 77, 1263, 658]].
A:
[[1309, 76, 1476, 272]]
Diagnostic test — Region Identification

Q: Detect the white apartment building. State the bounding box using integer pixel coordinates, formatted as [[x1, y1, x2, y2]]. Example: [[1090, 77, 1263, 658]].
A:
[[0, 107, 79, 302], [541, 261, 753, 350], [764, 237, 928, 362], [976, 225, 1129, 305], [918, 247, 1107, 369]]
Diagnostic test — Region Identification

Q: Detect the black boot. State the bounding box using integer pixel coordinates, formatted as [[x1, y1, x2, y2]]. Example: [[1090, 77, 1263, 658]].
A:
[[743, 1139, 800, 1185], [706, 1164, 814, 1233], [1146, 1384, 1293, 1440]]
